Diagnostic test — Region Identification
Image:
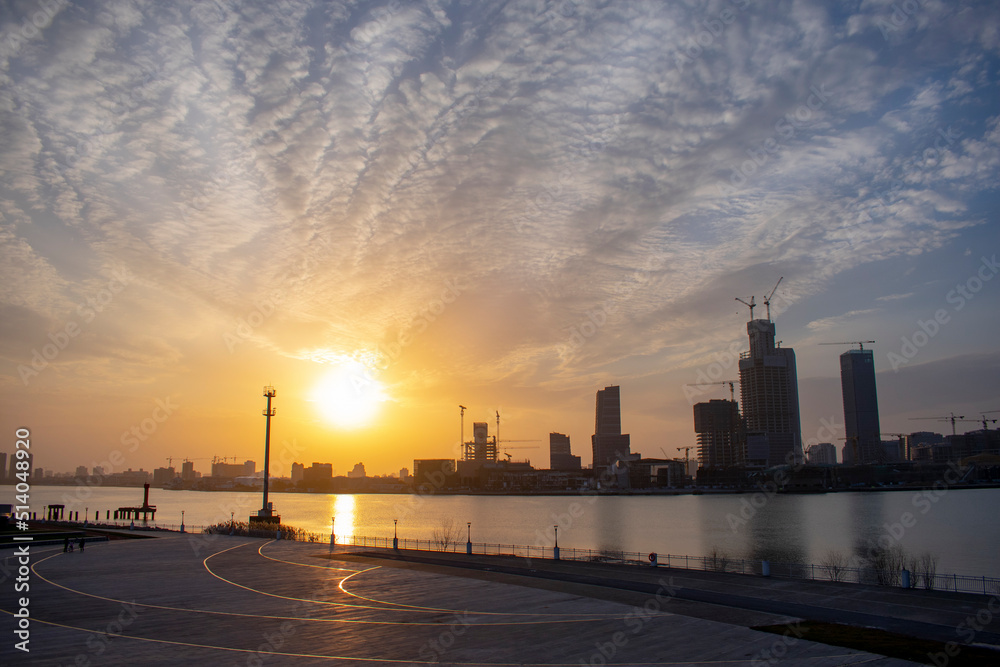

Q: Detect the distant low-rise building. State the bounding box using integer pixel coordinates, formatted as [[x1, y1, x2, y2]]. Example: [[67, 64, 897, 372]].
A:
[[153, 466, 177, 485], [212, 460, 255, 478], [413, 459, 456, 491]]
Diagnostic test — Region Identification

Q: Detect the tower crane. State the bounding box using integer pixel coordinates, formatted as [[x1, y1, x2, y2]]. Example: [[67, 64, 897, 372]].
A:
[[819, 341, 876, 351], [763, 277, 783, 321], [976, 411, 1000, 430], [909, 412, 965, 437], [677, 446, 695, 473], [498, 440, 540, 457], [735, 295, 756, 319], [685, 380, 737, 402]]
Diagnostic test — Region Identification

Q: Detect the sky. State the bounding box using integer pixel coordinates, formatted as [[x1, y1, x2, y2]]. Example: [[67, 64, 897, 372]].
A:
[[1, 0, 999, 477]]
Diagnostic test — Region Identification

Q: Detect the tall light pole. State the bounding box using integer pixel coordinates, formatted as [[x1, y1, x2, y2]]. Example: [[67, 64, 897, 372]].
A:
[[181, 510, 185, 533], [466, 521, 472, 555], [256, 385, 278, 524], [553, 525, 560, 561], [393, 518, 398, 550], [330, 515, 335, 552]]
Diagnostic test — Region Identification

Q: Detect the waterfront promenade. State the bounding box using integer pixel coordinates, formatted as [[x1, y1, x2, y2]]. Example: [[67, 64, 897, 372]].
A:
[[1, 531, 998, 665]]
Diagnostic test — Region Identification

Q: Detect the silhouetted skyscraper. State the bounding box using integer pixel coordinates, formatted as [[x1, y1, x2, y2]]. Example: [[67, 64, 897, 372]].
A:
[[549, 432, 581, 470], [592, 385, 631, 469], [693, 399, 744, 468], [840, 348, 881, 464], [738, 319, 803, 466]]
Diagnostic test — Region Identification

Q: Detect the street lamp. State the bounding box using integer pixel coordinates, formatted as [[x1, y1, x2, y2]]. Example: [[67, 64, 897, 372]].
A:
[[180, 510, 185, 533], [553, 525, 560, 561], [466, 521, 472, 556], [393, 518, 398, 550], [230, 511, 235, 536]]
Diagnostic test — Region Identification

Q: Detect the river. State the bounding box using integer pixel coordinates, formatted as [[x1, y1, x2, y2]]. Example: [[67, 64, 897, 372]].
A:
[[18, 484, 1000, 578]]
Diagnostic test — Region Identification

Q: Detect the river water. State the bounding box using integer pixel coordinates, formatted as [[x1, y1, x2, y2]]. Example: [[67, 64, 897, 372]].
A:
[[20, 485, 1000, 578]]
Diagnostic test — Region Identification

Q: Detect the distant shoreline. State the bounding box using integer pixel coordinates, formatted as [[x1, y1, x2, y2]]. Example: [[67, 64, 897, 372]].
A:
[[11, 481, 1000, 496]]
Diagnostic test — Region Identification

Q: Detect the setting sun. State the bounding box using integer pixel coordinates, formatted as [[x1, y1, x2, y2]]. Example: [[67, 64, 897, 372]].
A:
[[311, 358, 388, 429]]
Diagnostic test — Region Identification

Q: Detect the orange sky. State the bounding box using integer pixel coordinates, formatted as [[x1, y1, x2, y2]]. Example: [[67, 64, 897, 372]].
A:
[[3, 1, 1000, 477]]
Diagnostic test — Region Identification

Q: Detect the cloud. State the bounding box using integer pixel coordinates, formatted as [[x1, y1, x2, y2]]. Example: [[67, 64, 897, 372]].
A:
[[0, 1, 998, 468], [806, 309, 881, 332]]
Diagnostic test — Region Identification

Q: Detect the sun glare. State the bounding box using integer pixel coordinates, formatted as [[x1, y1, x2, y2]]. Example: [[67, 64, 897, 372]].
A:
[[311, 358, 387, 429]]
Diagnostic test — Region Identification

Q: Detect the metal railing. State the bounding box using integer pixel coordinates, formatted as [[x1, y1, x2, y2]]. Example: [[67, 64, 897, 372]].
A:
[[309, 533, 1000, 597], [37, 519, 1000, 597]]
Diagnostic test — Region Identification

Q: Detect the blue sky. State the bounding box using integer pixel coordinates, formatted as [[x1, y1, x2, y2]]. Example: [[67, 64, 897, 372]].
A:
[[1, 0, 998, 472]]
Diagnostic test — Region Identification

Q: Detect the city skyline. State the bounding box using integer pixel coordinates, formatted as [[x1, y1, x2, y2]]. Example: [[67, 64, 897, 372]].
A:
[[2, 1, 999, 476]]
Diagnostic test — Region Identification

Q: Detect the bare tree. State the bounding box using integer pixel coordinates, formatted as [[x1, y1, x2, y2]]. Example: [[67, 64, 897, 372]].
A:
[[433, 518, 460, 551], [707, 547, 730, 573], [908, 552, 939, 589], [863, 543, 907, 586], [821, 549, 851, 582]]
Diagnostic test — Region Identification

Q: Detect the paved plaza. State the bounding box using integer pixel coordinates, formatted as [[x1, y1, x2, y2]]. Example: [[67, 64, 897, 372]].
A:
[[2, 532, 997, 665]]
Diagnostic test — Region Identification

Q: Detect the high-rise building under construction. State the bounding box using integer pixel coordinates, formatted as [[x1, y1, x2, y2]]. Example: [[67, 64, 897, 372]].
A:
[[693, 399, 744, 468], [591, 385, 631, 469], [840, 348, 881, 464], [738, 319, 803, 467]]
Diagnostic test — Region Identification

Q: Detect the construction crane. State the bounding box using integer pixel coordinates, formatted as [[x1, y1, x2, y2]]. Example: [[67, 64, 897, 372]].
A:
[[762, 277, 783, 321], [735, 295, 756, 319], [820, 341, 876, 351], [910, 412, 965, 436], [977, 411, 1000, 430], [498, 440, 540, 457], [685, 380, 737, 402], [676, 446, 695, 473]]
